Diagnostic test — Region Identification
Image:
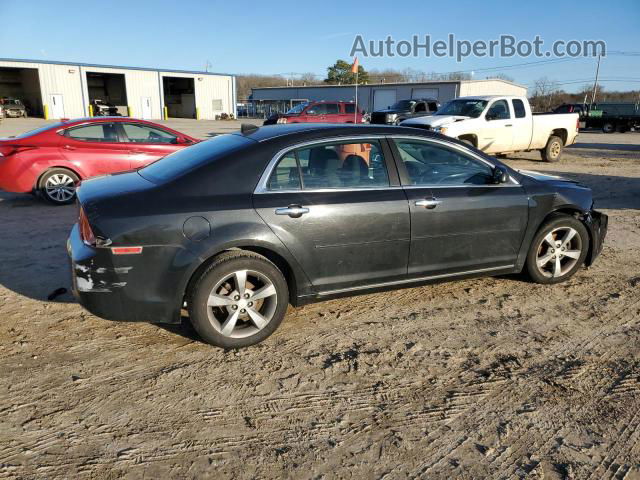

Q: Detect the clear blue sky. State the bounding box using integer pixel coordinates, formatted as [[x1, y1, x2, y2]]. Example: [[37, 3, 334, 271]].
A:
[[1, 0, 639, 93]]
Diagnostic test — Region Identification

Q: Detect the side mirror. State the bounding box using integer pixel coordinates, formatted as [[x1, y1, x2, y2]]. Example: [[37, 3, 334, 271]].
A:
[[492, 166, 509, 184]]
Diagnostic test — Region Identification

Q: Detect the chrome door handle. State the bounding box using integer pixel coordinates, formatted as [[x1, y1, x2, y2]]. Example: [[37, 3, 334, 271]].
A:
[[505, 124, 512, 127], [415, 198, 441, 209], [275, 205, 309, 218]]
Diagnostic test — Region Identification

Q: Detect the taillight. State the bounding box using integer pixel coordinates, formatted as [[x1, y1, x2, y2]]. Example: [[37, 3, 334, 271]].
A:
[[0, 144, 37, 157], [78, 207, 96, 246]]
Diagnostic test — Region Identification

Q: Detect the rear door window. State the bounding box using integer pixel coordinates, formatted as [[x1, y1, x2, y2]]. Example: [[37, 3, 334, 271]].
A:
[[64, 123, 119, 142]]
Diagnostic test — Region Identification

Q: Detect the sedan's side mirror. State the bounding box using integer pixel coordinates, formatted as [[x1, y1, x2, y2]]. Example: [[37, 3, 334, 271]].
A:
[[492, 166, 509, 184]]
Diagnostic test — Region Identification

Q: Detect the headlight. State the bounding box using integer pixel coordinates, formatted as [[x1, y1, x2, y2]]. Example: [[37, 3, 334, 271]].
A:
[[386, 113, 397, 122], [277, 117, 288, 124], [434, 126, 448, 135]]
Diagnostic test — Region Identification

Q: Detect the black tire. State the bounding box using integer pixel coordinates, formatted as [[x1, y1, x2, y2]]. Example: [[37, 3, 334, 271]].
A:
[[188, 251, 289, 348], [540, 135, 563, 162], [38, 168, 79, 205], [602, 122, 615, 133], [526, 214, 589, 285]]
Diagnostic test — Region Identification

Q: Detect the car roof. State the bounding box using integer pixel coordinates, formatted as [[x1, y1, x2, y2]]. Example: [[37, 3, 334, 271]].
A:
[[233, 123, 443, 143], [61, 116, 155, 125], [304, 100, 356, 104]]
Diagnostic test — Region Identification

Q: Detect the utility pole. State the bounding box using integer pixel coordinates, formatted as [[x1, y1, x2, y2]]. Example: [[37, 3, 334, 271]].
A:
[[590, 54, 601, 107]]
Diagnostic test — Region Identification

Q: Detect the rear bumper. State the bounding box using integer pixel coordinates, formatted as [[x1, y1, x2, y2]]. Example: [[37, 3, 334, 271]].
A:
[[585, 209, 608, 266], [67, 224, 187, 324]]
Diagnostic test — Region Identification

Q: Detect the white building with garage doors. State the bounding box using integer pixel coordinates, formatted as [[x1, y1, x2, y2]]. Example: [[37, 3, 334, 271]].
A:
[[0, 58, 236, 120], [250, 78, 527, 114]]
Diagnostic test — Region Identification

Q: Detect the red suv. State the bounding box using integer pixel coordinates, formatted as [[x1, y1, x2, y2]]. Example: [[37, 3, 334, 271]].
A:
[[263, 101, 363, 125]]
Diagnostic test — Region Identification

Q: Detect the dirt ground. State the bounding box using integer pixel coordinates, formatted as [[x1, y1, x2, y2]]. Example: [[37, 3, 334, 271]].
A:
[[1, 122, 639, 479]]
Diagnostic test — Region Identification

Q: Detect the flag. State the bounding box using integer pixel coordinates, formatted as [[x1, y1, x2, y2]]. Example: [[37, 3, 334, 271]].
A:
[[351, 57, 359, 74]]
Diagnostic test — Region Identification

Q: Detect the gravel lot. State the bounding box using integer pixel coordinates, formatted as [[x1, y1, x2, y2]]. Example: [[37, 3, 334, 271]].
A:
[[1, 118, 639, 479]]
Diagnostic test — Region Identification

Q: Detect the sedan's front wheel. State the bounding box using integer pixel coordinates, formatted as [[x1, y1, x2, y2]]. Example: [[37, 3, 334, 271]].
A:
[[188, 251, 289, 348], [526, 214, 589, 284]]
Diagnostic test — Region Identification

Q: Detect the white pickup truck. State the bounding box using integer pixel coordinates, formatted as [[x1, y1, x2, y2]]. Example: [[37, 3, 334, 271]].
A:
[[401, 96, 579, 162]]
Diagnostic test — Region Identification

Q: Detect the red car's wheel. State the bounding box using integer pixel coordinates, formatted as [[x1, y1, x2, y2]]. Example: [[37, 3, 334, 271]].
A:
[[38, 168, 79, 205]]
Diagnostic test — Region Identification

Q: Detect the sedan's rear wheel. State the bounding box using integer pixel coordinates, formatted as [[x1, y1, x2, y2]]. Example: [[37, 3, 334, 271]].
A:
[[526, 214, 589, 284], [188, 251, 289, 348], [39, 168, 79, 205]]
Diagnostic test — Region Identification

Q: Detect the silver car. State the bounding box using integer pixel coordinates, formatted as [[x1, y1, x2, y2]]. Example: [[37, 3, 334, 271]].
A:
[[1, 98, 27, 118]]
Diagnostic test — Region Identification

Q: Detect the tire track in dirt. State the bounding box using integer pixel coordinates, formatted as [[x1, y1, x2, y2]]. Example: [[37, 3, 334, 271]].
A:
[[407, 288, 640, 478]]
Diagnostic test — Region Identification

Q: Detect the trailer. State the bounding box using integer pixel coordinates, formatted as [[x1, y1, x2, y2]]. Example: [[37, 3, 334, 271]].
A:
[[554, 102, 640, 133]]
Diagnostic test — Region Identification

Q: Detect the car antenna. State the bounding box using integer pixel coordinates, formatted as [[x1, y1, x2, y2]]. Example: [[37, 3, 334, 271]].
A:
[[241, 123, 259, 135]]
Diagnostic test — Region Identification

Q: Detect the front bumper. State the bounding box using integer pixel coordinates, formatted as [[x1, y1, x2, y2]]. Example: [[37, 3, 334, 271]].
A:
[[585, 209, 608, 266], [67, 224, 185, 324]]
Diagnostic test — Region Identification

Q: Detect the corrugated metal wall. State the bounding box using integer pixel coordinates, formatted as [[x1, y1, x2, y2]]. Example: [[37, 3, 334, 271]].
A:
[[459, 80, 528, 97], [251, 80, 527, 113], [159, 72, 234, 120], [251, 82, 462, 112], [0, 59, 235, 120]]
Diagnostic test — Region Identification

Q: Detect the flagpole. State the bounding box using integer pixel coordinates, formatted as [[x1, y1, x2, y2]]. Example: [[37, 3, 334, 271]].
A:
[[354, 70, 358, 123]]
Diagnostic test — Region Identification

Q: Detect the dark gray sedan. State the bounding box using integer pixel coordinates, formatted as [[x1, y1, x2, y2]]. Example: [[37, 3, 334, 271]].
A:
[[68, 124, 607, 348]]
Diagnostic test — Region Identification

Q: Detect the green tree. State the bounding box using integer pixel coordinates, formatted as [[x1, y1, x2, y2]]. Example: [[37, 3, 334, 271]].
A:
[[324, 59, 369, 85]]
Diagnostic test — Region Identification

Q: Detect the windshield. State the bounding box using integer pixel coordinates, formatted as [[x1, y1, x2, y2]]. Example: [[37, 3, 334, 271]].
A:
[[436, 99, 488, 118], [4, 99, 22, 105], [390, 100, 416, 110], [139, 134, 251, 184], [286, 103, 308, 114], [14, 122, 65, 138]]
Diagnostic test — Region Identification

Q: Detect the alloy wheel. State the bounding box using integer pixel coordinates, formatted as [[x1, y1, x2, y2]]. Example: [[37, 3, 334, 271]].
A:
[[45, 173, 76, 203], [206, 269, 278, 338], [550, 141, 561, 158], [536, 227, 582, 278]]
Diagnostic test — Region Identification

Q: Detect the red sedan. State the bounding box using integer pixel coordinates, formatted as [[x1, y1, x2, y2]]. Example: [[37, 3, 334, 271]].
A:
[[0, 117, 198, 204]]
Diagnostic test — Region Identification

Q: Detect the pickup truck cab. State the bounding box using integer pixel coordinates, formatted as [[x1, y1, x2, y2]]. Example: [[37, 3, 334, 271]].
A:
[[401, 96, 579, 162], [370, 98, 440, 125]]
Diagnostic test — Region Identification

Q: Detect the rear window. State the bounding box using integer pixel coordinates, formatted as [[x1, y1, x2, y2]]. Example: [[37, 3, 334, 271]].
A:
[[512, 99, 527, 118], [138, 134, 250, 184], [14, 122, 65, 138]]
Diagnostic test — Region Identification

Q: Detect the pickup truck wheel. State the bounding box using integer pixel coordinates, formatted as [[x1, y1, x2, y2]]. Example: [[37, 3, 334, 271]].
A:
[[526, 214, 589, 284], [540, 135, 563, 162], [188, 251, 289, 348], [602, 122, 615, 133]]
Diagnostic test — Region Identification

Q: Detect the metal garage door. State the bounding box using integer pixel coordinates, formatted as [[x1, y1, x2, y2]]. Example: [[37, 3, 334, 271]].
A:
[[373, 89, 396, 110], [411, 88, 439, 99]]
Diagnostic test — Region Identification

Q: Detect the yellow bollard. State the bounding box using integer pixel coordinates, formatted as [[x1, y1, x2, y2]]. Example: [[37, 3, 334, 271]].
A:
[[88, 104, 93, 117], [163, 106, 168, 120], [127, 106, 132, 117], [44, 104, 49, 120], [196, 108, 200, 120]]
